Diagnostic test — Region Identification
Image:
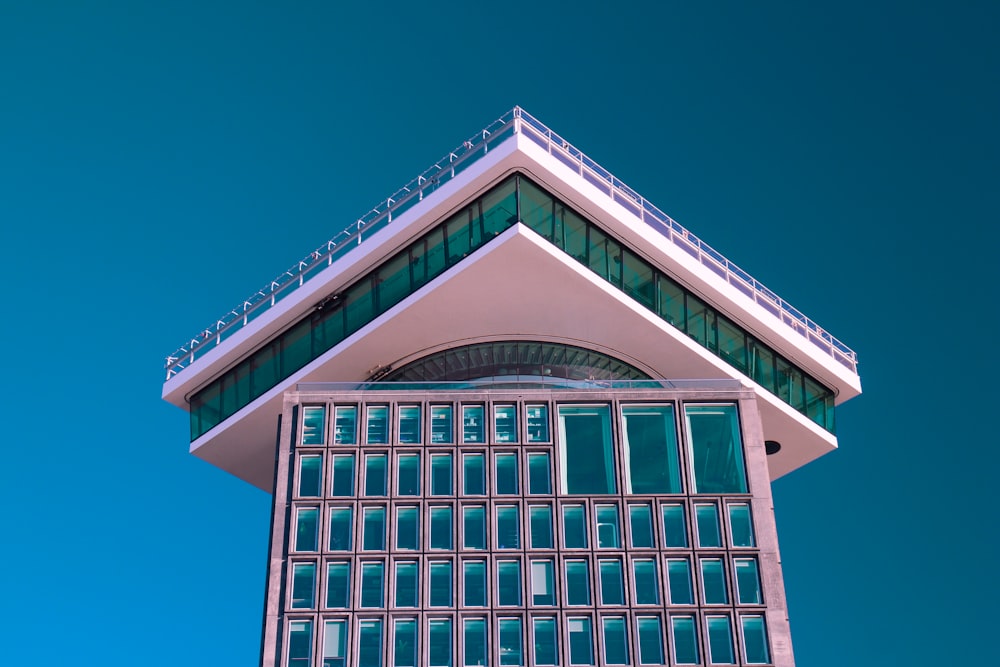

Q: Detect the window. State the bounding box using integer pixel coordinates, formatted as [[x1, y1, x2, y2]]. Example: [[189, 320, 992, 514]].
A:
[[429, 619, 453, 667], [628, 504, 654, 548], [495, 405, 518, 443], [326, 561, 350, 608], [685, 405, 747, 493], [364, 453, 388, 496], [323, 619, 347, 667], [531, 559, 556, 605], [463, 453, 485, 495], [288, 620, 313, 667], [741, 616, 771, 664], [667, 559, 694, 605], [671, 616, 700, 664], [430, 506, 453, 550], [632, 559, 659, 605], [431, 405, 454, 444], [567, 617, 594, 665], [463, 505, 486, 550], [526, 404, 549, 442], [334, 405, 357, 444], [363, 506, 386, 551], [558, 405, 615, 494], [394, 561, 418, 608], [496, 505, 521, 549], [463, 618, 487, 667], [621, 405, 681, 493], [696, 504, 722, 548], [429, 561, 453, 607], [701, 558, 729, 604], [563, 505, 588, 548], [527, 453, 552, 494], [599, 559, 625, 605], [636, 616, 664, 665], [735, 558, 762, 605], [529, 505, 553, 549], [329, 507, 352, 551], [295, 507, 318, 552], [729, 503, 755, 547], [497, 560, 522, 606], [431, 453, 453, 495], [662, 503, 688, 548], [706, 616, 736, 664], [595, 505, 620, 548], [290, 562, 315, 608], [398, 405, 421, 444], [462, 405, 485, 444], [360, 561, 385, 608], [359, 619, 384, 667], [331, 454, 355, 497], [463, 560, 487, 606], [498, 618, 523, 666], [602, 617, 629, 665], [393, 619, 418, 667], [366, 405, 389, 444], [396, 506, 419, 550], [302, 406, 326, 445], [397, 453, 420, 496], [495, 452, 519, 494], [299, 455, 322, 497], [565, 559, 591, 605]]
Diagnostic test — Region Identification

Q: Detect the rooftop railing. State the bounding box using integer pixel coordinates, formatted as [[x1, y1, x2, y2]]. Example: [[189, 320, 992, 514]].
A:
[[164, 107, 858, 381]]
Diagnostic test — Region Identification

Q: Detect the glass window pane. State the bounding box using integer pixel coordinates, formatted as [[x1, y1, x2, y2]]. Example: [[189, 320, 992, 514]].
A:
[[463, 618, 487, 667], [529, 505, 553, 549], [334, 405, 357, 444], [496, 505, 520, 549], [463, 505, 486, 550], [601, 617, 629, 665], [288, 620, 313, 667], [495, 453, 519, 494], [686, 405, 748, 494], [393, 619, 417, 667], [565, 559, 591, 606], [563, 505, 588, 548], [327, 561, 350, 608], [599, 559, 625, 605], [729, 503, 756, 547], [329, 507, 352, 551], [735, 558, 762, 605], [463, 405, 485, 443], [531, 559, 555, 605], [295, 508, 318, 552], [331, 455, 355, 497], [662, 504, 688, 548], [657, 275, 685, 326], [429, 561, 453, 607], [398, 405, 421, 444], [558, 405, 615, 494], [431, 454, 453, 495], [495, 405, 518, 443], [463, 560, 487, 607], [367, 405, 389, 444], [632, 559, 659, 605], [431, 405, 454, 444], [302, 406, 326, 445], [429, 619, 453, 667], [707, 616, 736, 664], [629, 504, 654, 548], [622, 405, 681, 493], [595, 505, 620, 548], [394, 561, 418, 608], [359, 619, 384, 667], [397, 453, 420, 496], [701, 559, 728, 604], [430, 506, 453, 550], [671, 616, 700, 664], [696, 504, 722, 548], [497, 560, 522, 606], [396, 507, 419, 550], [463, 453, 485, 495], [299, 455, 322, 497], [532, 617, 558, 666], [636, 616, 664, 665], [498, 618, 523, 666], [324, 619, 347, 667], [360, 562, 385, 608], [526, 404, 550, 442], [667, 559, 694, 605], [527, 453, 551, 494], [363, 507, 386, 551], [291, 562, 315, 608], [741, 616, 771, 664], [365, 454, 387, 496], [567, 617, 594, 666]]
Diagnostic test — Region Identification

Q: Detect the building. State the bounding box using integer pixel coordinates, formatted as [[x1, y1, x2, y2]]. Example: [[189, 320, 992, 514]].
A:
[[162, 108, 861, 667]]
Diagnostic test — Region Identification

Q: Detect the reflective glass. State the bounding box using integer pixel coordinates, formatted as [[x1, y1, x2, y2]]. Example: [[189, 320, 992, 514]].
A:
[[671, 616, 700, 664], [365, 454, 387, 496], [632, 559, 659, 604], [463, 618, 487, 667], [707, 616, 736, 664], [394, 561, 418, 608], [497, 560, 522, 606], [527, 453, 551, 494], [430, 506, 453, 549], [429, 619, 453, 667], [496, 453, 519, 494], [396, 507, 419, 550], [567, 617, 594, 665], [358, 619, 383, 667], [526, 404, 550, 442], [531, 559, 555, 605], [686, 405, 748, 494], [360, 562, 385, 608], [621, 405, 681, 493], [629, 504, 654, 548], [529, 505, 553, 549], [429, 561, 453, 607], [323, 619, 347, 667], [463, 560, 487, 606], [302, 406, 326, 445], [288, 620, 313, 667], [735, 558, 762, 604], [363, 507, 386, 551], [696, 504, 722, 548], [431, 405, 454, 444], [601, 617, 629, 665], [532, 617, 558, 666], [667, 559, 694, 605], [595, 505, 620, 548], [495, 405, 518, 443], [497, 505, 520, 549], [463, 505, 486, 550], [366, 406, 389, 444], [563, 505, 588, 548], [565, 560, 590, 606], [463, 453, 486, 495], [498, 618, 523, 666], [299, 455, 322, 497], [662, 504, 688, 548], [394, 619, 417, 667], [701, 558, 728, 604], [291, 562, 315, 608], [295, 507, 318, 552], [398, 405, 421, 444], [329, 507, 352, 551], [599, 559, 625, 605], [741, 616, 771, 664], [729, 503, 755, 547], [397, 453, 420, 496], [326, 561, 350, 608], [636, 616, 664, 665], [431, 454, 453, 495], [334, 405, 357, 444], [331, 454, 355, 497], [462, 405, 485, 443], [558, 405, 615, 494]]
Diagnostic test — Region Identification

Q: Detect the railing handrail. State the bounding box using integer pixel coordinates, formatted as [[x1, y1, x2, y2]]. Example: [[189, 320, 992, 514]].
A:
[[164, 107, 857, 381]]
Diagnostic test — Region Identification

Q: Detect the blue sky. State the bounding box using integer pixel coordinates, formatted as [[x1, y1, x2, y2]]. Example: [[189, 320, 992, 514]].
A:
[[1, 2, 997, 665]]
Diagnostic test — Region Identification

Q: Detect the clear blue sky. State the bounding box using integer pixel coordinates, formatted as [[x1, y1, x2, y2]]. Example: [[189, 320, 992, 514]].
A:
[[1, 2, 996, 665]]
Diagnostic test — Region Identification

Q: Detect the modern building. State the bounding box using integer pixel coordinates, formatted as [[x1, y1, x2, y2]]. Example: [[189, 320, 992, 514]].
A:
[[162, 108, 861, 667]]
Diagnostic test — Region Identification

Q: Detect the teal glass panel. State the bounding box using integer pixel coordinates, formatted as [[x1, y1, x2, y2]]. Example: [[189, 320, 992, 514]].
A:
[[735, 558, 762, 604], [463, 560, 487, 606], [741, 616, 771, 664], [567, 617, 594, 666], [363, 506, 386, 551], [531, 559, 555, 605], [526, 405, 550, 442], [686, 405, 748, 494], [331, 454, 355, 497], [532, 617, 558, 666], [632, 559, 659, 604], [804, 375, 828, 427], [696, 504, 722, 548], [397, 453, 420, 496], [334, 406, 357, 444], [496, 505, 520, 549], [599, 559, 625, 605], [220, 360, 250, 429], [377, 252, 410, 316], [529, 505, 553, 549], [497, 560, 522, 606], [288, 620, 313, 667], [326, 561, 350, 608], [329, 507, 352, 551], [657, 275, 686, 327], [366, 405, 389, 444], [717, 315, 747, 372], [499, 618, 524, 666], [622, 405, 682, 493], [527, 453, 551, 494], [685, 294, 715, 349], [365, 454, 387, 496], [462, 405, 485, 443], [393, 619, 417, 667], [398, 405, 421, 444], [323, 619, 347, 667], [707, 616, 736, 664], [495, 405, 518, 443], [563, 505, 588, 548], [302, 406, 326, 445], [251, 342, 279, 400], [565, 560, 590, 606], [602, 617, 629, 665], [671, 616, 700, 664], [408, 229, 440, 291], [667, 559, 694, 605], [496, 453, 519, 494], [628, 504, 654, 548], [481, 167, 518, 237], [431, 405, 454, 443], [281, 319, 313, 377], [661, 504, 688, 547], [595, 505, 621, 548], [394, 561, 418, 608], [360, 561, 385, 608], [396, 506, 419, 550], [192, 375, 219, 439], [701, 558, 728, 604], [561, 206, 589, 262], [299, 455, 322, 497], [445, 209, 474, 264], [520, 177, 555, 240], [430, 506, 453, 549], [464, 505, 486, 550], [776, 357, 804, 411], [343, 276, 374, 338], [295, 507, 318, 551], [636, 616, 664, 665], [358, 619, 383, 667], [728, 503, 756, 547], [588, 225, 611, 281], [622, 248, 655, 309], [431, 453, 453, 495], [463, 618, 487, 667], [463, 453, 486, 495], [312, 306, 345, 365], [429, 619, 453, 667], [429, 561, 453, 607], [748, 340, 776, 394], [291, 562, 315, 608], [558, 405, 615, 494]]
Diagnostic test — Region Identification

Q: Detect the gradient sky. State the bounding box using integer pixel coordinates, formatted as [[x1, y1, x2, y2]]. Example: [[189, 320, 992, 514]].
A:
[[1, 2, 997, 665]]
